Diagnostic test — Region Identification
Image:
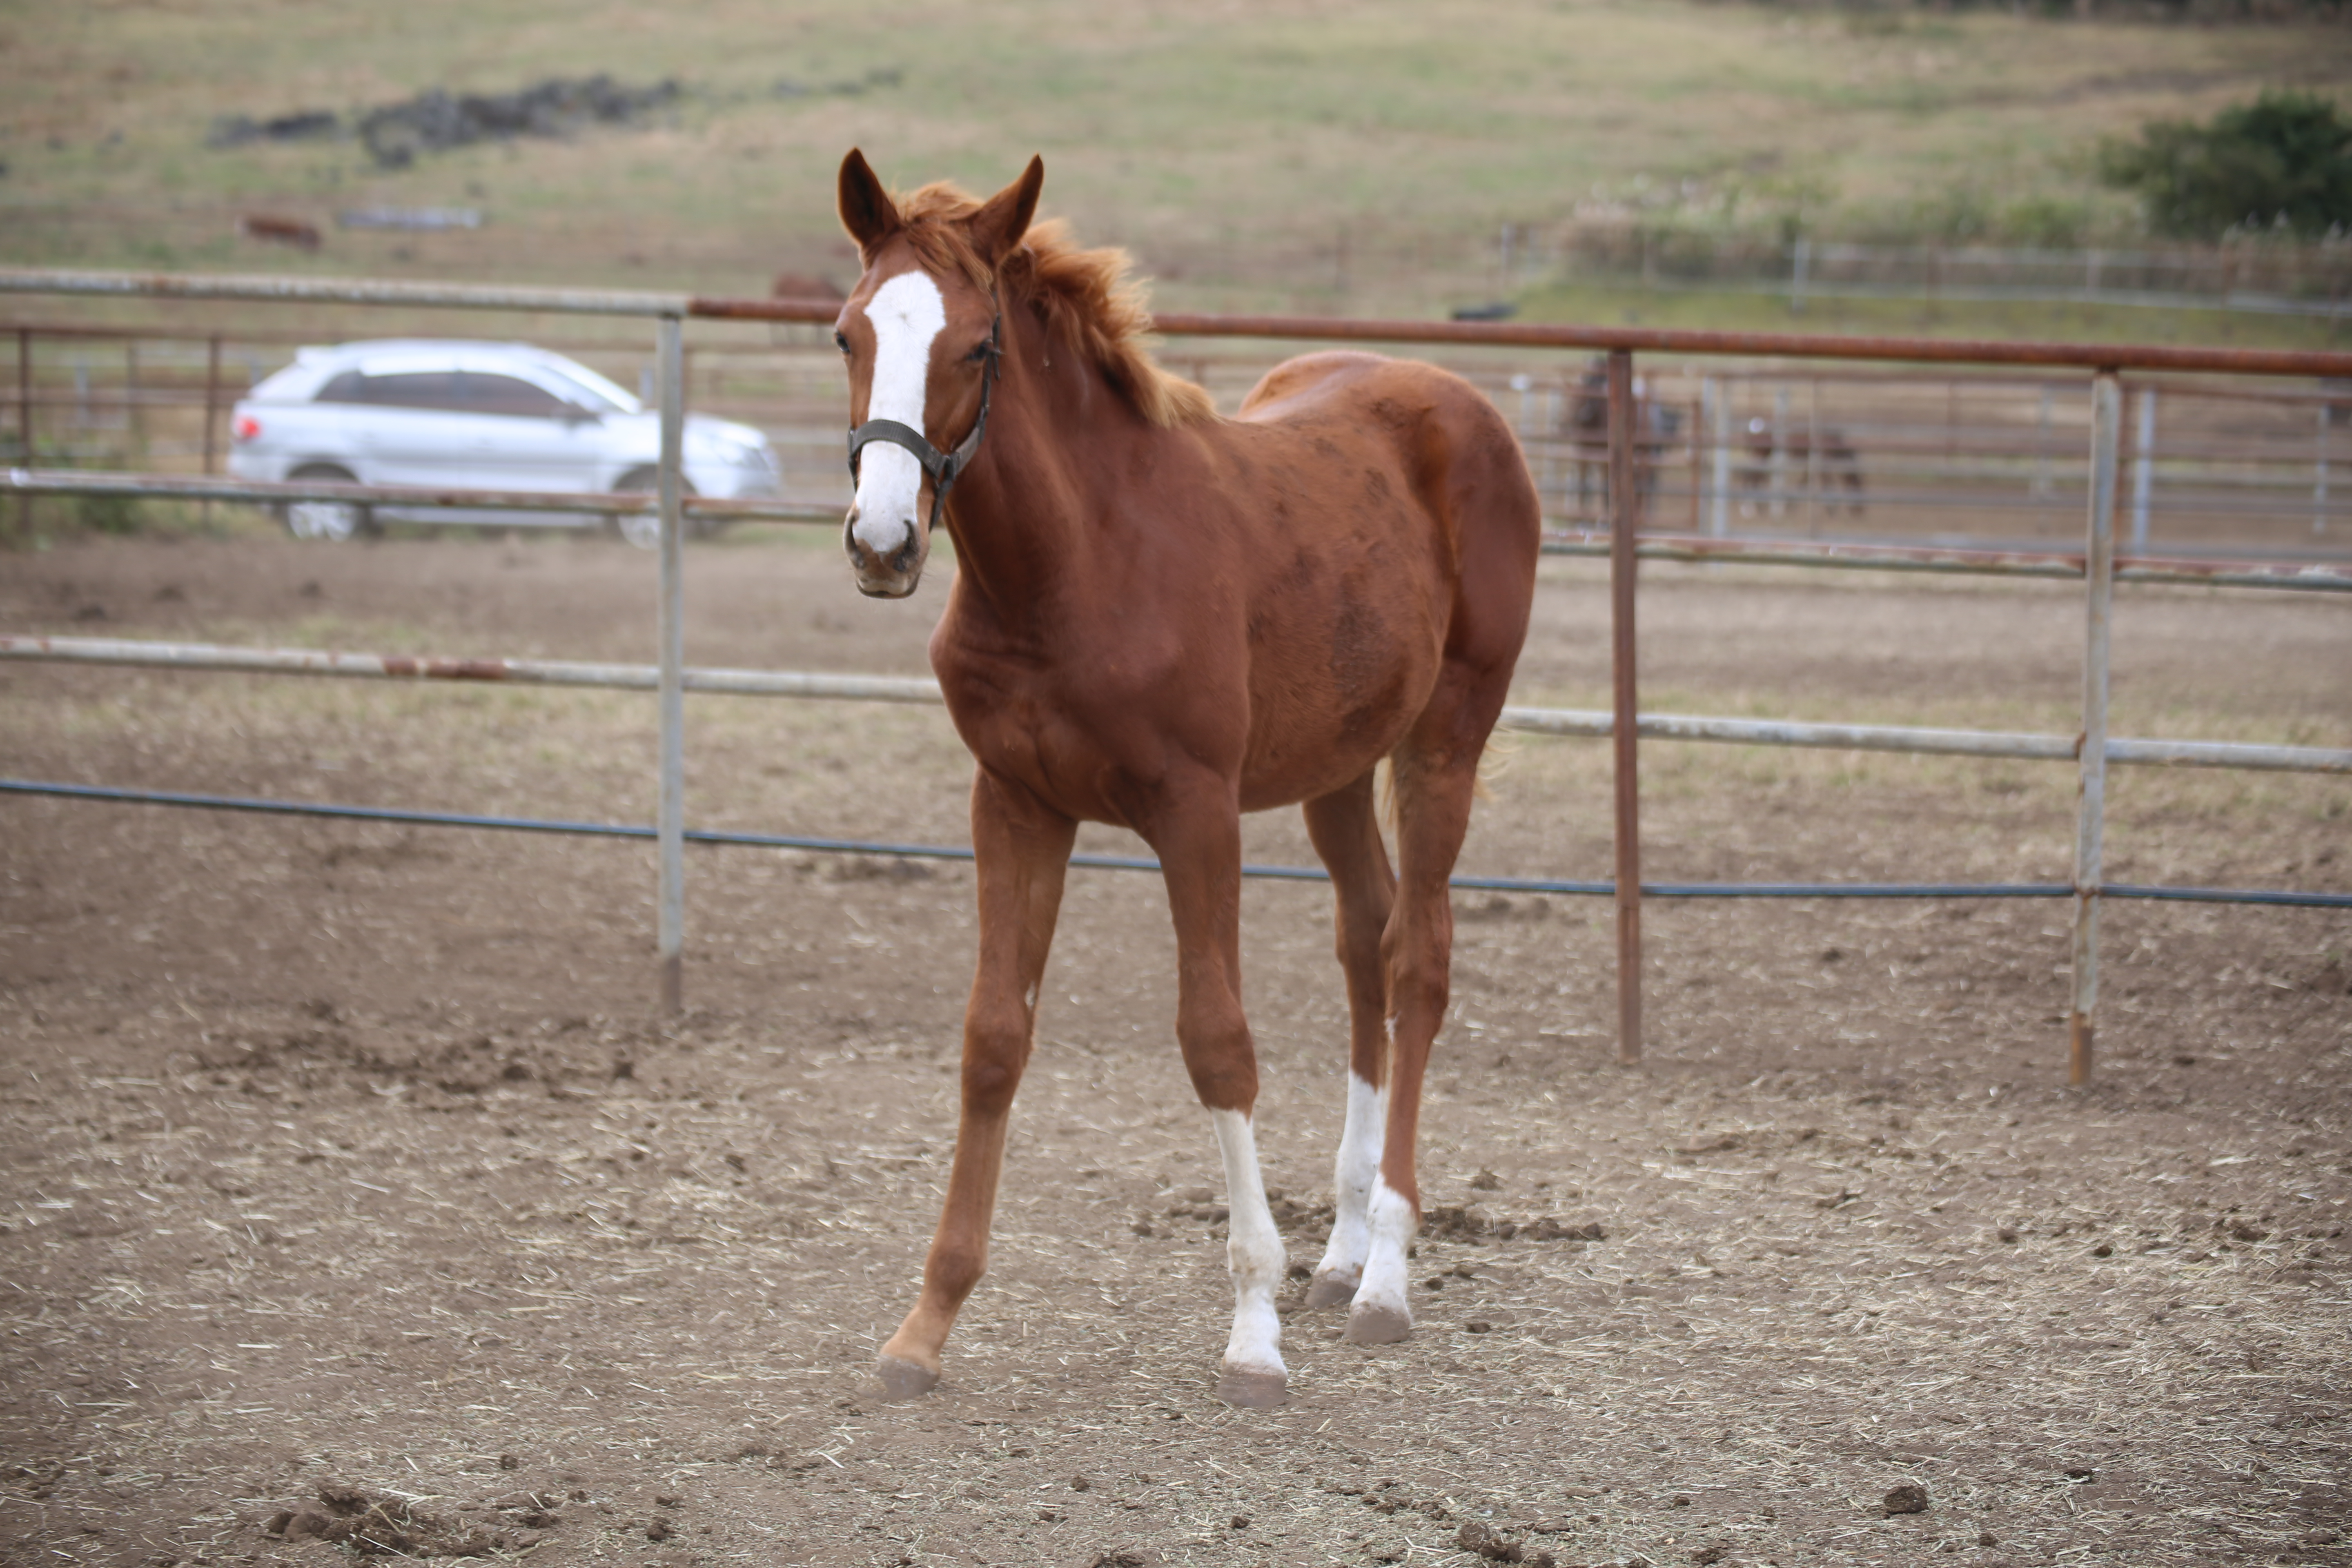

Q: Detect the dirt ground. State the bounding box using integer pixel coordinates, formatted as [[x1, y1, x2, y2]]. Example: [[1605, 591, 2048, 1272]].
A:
[[2, 530, 2348, 1568]]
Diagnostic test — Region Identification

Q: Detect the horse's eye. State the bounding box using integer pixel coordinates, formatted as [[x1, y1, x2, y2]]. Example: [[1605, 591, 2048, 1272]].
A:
[[833, 331, 851, 354], [965, 343, 992, 364]]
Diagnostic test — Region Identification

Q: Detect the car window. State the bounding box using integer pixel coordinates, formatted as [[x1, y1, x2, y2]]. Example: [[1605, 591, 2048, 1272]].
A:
[[540, 365, 635, 414], [316, 370, 370, 404], [355, 372, 470, 412], [458, 373, 579, 420]]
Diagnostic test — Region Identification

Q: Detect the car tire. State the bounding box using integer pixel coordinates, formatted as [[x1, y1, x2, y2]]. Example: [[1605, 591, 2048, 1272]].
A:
[[282, 465, 374, 542], [612, 467, 706, 548]]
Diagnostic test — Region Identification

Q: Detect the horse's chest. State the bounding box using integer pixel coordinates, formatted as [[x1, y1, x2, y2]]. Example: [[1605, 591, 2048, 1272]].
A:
[[932, 652, 1120, 803]]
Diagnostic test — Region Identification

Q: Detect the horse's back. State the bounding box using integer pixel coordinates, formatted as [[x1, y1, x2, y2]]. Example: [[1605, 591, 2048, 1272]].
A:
[[1215, 352, 1539, 798], [1239, 350, 1539, 658]]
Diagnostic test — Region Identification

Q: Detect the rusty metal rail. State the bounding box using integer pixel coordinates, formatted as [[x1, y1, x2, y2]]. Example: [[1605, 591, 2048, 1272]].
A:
[[3, 265, 2348, 1078], [12, 267, 2352, 375]]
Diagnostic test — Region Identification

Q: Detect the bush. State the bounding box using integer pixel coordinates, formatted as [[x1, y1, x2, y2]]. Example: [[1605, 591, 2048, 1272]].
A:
[[2099, 90, 2352, 240]]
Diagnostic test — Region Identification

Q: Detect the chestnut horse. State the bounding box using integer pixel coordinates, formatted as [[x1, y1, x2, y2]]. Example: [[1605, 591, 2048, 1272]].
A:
[[829, 150, 1540, 1408]]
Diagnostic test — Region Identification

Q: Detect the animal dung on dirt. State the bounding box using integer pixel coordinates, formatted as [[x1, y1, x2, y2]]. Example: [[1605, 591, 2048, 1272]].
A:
[[826, 149, 1541, 1409], [1882, 1482, 1930, 1515]]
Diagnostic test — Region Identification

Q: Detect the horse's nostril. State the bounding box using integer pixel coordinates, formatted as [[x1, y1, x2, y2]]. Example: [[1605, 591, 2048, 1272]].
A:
[[887, 536, 918, 574]]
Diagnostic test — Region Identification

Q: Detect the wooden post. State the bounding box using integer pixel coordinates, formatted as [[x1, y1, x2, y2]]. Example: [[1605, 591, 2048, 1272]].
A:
[[1608, 348, 1644, 1067], [1687, 395, 1702, 535], [656, 314, 687, 1016], [201, 336, 224, 528], [15, 329, 30, 537], [2070, 372, 2121, 1087], [201, 336, 223, 474], [125, 340, 143, 453]]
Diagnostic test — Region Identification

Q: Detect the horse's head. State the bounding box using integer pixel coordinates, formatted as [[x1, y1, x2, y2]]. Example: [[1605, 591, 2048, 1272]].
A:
[[833, 148, 1043, 599]]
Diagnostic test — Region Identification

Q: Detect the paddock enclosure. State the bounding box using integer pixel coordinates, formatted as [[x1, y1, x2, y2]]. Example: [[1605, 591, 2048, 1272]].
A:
[[2, 273, 2350, 1567]]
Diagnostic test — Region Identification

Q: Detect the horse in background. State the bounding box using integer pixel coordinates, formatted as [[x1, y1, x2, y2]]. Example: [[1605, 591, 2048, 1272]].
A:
[[1735, 415, 1866, 519], [826, 149, 1540, 1409], [1561, 354, 1679, 523]]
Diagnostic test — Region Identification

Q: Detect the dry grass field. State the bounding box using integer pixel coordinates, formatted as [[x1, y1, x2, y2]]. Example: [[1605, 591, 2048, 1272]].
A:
[[4, 0, 2350, 333], [0, 532, 2347, 1566]]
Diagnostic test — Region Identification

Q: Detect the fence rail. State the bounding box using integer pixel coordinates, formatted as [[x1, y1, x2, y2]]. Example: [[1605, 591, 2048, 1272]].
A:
[[12, 779, 2347, 913], [2, 265, 2348, 1085], [11, 297, 2349, 553], [10, 268, 2352, 373], [0, 467, 838, 525], [10, 633, 2346, 776]]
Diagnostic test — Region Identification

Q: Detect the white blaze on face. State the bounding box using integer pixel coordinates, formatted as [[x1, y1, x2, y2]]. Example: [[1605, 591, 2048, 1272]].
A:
[[851, 269, 948, 555]]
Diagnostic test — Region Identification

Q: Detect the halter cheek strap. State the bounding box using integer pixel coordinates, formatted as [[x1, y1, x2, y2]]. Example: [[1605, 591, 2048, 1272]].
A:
[[845, 309, 1003, 533]]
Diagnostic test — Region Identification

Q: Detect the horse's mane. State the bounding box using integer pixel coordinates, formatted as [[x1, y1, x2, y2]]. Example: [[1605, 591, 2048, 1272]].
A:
[[893, 182, 1216, 430]]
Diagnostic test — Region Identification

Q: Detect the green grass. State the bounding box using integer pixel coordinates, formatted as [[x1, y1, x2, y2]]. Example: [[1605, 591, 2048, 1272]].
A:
[[4, 0, 2349, 341]]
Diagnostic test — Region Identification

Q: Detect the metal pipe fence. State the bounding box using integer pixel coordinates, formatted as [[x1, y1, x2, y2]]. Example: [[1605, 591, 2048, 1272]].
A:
[[7, 633, 2348, 776], [12, 779, 2347, 915], [4, 265, 2350, 1084], [8, 311, 2352, 555]]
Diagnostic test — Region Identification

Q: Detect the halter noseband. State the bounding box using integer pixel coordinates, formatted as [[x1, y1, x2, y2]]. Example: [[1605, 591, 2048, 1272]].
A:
[[844, 307, 1004, 533]]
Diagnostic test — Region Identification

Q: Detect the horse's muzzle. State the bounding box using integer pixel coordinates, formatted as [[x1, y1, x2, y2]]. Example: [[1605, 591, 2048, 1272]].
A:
[[844, 507, 927, 598]]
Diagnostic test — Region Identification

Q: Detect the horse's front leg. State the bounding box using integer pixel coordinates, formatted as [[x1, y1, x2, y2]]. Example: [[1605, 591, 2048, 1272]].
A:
[[1147, 782, 1289, 1409], [875, 769, 1074, 1401]]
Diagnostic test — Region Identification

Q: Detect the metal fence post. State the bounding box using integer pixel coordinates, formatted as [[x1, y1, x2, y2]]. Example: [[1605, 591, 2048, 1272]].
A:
[[13, 328, 28, 537], [2318, 399, 2331, 539], [2130, 387, 2156, 553], [1705, 376, 1729, 538], [656, 314, 687, 1015], [2071, 371, 2121, 1087], [125, 340, 143, 452], [1608, 348, 1644, 1066], [1769, 385, 1789, 523]]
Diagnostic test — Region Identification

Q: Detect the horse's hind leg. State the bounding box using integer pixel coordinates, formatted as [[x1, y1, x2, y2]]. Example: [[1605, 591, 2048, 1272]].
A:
[[1299, 771, 1397, 1308], [1142, 776, 1290, 1409], [875, 770, 1075, 1400], [1346, 731, 1485, 1346]]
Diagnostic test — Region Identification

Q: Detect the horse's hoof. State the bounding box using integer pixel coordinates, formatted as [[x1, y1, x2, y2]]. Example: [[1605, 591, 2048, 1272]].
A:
[[1303, 1269, 1359, 1309], [875, 1355, 940, 1402], [1344, 1301, 1412, 1345], [1215, 1366, 1289, 1409]]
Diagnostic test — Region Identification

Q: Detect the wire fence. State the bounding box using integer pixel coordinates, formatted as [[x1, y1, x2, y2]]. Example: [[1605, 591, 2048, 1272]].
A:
[[3, 264, 2350, 1083], [8, 320, 2350, 559]]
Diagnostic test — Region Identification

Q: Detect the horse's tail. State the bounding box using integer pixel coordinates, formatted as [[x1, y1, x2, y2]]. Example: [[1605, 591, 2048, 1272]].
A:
[[1375, 731, 1507, 837]]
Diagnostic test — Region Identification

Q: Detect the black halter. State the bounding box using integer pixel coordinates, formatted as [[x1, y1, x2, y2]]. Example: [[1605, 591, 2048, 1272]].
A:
[[845, 309, 1004, 533]]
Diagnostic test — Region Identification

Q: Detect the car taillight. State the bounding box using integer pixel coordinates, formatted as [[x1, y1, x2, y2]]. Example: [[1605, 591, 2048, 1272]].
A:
[[232, 414, 261, 441]]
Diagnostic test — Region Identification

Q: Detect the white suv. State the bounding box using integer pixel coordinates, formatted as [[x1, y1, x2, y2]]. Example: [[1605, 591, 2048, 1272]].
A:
[[227, 339, 782, 545]]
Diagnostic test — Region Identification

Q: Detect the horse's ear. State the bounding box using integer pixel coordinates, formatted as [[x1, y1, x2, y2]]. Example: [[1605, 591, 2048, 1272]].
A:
[[838, 148, 902, 254], [969, 155, 1044, 265]]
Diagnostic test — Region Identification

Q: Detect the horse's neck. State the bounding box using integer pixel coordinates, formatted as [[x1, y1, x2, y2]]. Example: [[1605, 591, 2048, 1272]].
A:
[[941, 310, 1155, 622]]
